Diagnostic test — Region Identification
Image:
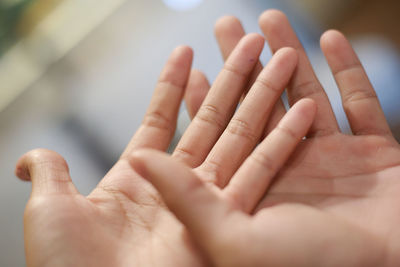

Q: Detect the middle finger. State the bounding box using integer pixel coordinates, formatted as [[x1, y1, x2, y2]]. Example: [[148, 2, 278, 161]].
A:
[[173, 33, 264, 167], [198, 47, 298, 187]]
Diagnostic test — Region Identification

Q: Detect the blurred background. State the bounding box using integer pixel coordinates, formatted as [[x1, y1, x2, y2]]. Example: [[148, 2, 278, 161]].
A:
[[0, 0, 399, 265]]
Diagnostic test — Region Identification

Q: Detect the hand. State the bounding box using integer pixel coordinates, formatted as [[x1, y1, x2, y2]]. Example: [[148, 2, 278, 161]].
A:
[[159, 10, 400, 267], [16, 46, 208, 267], [16, 33, 300, 266]]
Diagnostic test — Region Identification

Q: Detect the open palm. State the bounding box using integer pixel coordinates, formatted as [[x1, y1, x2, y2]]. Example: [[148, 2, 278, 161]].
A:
[[138, 10, 400, 267], [16, 31, 303, 266], [16, 46, 210, 267], [256, 12, 400, 265]]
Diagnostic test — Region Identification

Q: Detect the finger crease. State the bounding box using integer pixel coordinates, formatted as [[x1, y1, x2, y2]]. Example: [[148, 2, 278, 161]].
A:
[[255, 78, 281, 93], [223, 63, 249, 79], [250, 152, 276, 173], [290, 79, 323, 101], [343, 88, 377, 104], [157, 80, 184, 91], [227, 118, 257, 142], [142, 111, 174, 132], [276, 125, 298, 140], [333, 64, 362, 76], [173, 147, 196, 161], [195, 104, 226, 129]]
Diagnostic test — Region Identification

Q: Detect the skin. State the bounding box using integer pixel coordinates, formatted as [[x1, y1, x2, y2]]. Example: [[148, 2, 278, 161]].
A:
[[148, 9, 400, 267], [16, 9, 400, 267], [16, 32, 306, 266]]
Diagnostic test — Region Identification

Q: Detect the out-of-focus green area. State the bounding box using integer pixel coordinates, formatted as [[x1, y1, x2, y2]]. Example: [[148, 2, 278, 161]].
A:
[[0, 0, 35, 55]]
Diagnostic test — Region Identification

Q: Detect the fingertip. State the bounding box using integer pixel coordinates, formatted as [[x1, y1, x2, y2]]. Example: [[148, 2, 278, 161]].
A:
[[320, 29, 347, 53], [171, 45, 194, 65], [263, 47, 298, 81], [15, 149, 69, 181], [275, 47, 298, 65], [15, 164, 30, 181], [15, 149, 77, 195], [226, 33, 265, 67], [215, 15, 242, 36], [246, 32, 265, 45], [293, 98, 318, 120], [278, 46, 297, 56], [173, 45, 193, 56], [15, 153, 30, 181], [259, 9, 288, 30], [320, 30, 360, 74], [159, 45, 194, 87], [239, 33, 265, 54], [190, 68, 204, 77], [258, 9, 294, 53], [129, 149, 157, 179]]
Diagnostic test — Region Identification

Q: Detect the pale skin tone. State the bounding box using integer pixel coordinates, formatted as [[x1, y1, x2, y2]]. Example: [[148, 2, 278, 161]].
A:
[[16, 29, 308, 266], [134, 10, 400, 267], [16, 9, 400, 267]]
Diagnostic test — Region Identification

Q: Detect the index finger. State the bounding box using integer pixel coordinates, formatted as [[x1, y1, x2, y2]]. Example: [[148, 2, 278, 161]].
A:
[[120, 46, 193, 158], [215, 16, 286, 133]]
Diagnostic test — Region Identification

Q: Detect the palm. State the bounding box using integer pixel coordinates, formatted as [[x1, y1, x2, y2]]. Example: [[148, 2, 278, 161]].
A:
[[142, 10, 400, 266], [95, 161, 207, 266], [263, 133, 400, 214], [134, 129, 400, 267], [18, 46, 211, 267], [209, 11, 400, 261], [252, 133, 400, 265], [25, 161, 205, 266]]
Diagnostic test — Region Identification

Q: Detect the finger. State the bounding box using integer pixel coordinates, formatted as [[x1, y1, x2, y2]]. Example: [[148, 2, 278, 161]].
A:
[[184, 69, 210, 119], [173, 34, 264, 167], [129, 149, 232, 245], [199, 47, 298, 187], [259, 9, 339, 137], [320, 30, 393, 137], [215, 15, 286, 133], [215, 16, 249, 61], [224, 99, 317, 213], [15, 149, 78, 196], [121, 46, 193, 158]]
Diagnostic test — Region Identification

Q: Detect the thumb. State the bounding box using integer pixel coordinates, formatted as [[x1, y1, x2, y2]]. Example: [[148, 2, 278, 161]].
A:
[[129, 149, 231, 244], [15, 149, 78, 196]]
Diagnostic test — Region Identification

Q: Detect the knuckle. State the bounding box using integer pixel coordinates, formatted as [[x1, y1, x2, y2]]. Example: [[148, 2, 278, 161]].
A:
[[200, 159, 223, 185], [255, 77, 280, 93], [142, 111, 174, 131], [195, 104, 226, 129], [250, 151, 276, 173], [157, 80, 182, 91], [294, 79, 319, 92], [276, 125, 298, 140], [173, 147, 196, 164], [343, 88, 377, 105], [227, 118, 257, 142], [223, 63, 247, 78], [333, 64, 361, 76], [290, 80, 322, 101]]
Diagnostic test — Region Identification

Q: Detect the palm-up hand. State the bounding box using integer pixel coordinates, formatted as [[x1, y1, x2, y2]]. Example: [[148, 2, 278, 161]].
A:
[[15, 32, 305, 266], [132, 10, 400, 267]]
